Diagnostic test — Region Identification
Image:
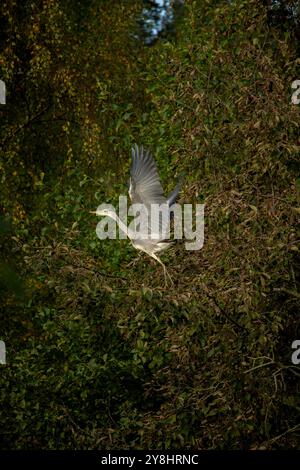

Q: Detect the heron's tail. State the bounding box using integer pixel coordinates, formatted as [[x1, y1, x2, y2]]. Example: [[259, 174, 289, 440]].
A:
[[154, 239, 175, 253]]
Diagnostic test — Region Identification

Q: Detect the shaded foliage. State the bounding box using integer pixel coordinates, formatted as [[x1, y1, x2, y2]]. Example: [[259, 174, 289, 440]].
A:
[[0, 0, 300, 450]]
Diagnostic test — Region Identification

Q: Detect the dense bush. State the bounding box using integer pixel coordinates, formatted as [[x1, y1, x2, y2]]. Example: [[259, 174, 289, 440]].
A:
[[0, 0, 299, 449]]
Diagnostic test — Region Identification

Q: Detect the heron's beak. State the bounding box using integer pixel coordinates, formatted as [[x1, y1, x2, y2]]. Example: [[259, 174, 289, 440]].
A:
[[90, 211, 97, 215]]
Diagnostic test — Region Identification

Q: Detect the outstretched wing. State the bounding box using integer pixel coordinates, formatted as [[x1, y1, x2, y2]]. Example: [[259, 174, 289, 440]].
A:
[[128, 145, 171, 242], [129, 144, 166, 206]]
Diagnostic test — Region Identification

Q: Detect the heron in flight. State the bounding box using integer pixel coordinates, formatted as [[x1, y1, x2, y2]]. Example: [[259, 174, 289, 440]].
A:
[[92, 145, 181, 284]]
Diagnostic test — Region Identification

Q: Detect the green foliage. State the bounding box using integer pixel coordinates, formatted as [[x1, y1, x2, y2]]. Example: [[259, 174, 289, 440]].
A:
[[0, 0, 300, 450]]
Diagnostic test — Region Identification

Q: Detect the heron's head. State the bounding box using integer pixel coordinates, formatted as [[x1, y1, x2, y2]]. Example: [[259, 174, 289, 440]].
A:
[[90, 207, 114, 217]]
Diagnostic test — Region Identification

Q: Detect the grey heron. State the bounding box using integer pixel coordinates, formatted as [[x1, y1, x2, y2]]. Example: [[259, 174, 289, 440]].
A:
[[92, 145, 181, 285]]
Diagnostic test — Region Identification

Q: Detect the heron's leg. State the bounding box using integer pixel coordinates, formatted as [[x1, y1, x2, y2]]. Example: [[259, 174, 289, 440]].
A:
[[162, 265, 173, 287], [164, 265, 174, 286], [151, 253, 174, 286]]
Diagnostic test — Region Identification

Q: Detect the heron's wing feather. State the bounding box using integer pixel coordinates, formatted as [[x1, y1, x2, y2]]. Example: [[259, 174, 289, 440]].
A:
[[129, 145, 171, 241], [129, 144, 166, 205], [166, 179, 182, 207]]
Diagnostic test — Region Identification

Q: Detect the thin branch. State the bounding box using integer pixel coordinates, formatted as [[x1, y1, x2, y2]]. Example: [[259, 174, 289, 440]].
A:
[[273, 287, 300, 300], [1, 104, 51, 147], [204, 289, 249, 334]]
